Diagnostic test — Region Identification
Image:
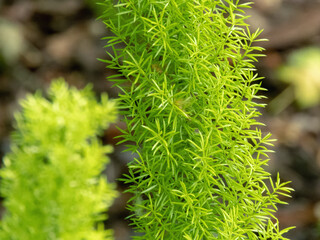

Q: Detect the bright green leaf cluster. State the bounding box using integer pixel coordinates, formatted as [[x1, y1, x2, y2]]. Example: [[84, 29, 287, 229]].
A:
[[0, 79, 118, 240], [100, 0, 293, 239]]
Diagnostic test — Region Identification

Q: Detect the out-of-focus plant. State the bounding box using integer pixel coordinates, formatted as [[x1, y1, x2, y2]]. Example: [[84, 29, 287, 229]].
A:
[[0, 18, 25, 66], [99, 0, 293, 239], [0, 79, 118, 240], [270, 47, 320, 113]]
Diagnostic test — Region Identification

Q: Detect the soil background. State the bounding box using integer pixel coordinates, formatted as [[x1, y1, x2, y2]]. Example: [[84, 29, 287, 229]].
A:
[[1, 0, 320, 239]]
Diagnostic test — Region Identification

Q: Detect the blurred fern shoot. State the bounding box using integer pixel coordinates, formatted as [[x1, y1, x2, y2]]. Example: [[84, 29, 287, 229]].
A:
[[0, 79, 118, 240]]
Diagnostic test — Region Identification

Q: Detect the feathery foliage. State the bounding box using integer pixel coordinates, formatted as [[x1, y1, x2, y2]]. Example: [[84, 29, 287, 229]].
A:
[[100, 0, 294, 239], [0, 79, 117, 240]]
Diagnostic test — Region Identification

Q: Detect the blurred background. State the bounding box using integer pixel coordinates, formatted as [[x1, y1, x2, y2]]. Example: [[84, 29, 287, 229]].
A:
[[0, 0, 320, 239]]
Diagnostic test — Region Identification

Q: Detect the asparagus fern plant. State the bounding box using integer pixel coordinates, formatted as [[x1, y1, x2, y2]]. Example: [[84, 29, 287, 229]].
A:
[[100, 0, 293, 239], [0, 79, 117, 240]]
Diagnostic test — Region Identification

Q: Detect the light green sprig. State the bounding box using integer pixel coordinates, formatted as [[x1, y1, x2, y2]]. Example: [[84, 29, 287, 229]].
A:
[[100, 1, 294, 239], [0, 79, 118, 240]]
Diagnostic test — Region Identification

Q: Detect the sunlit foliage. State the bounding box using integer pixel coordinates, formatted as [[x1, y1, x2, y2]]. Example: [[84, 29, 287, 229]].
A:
[[100, 1, 294, 239], [0, 79, 118, 240]]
